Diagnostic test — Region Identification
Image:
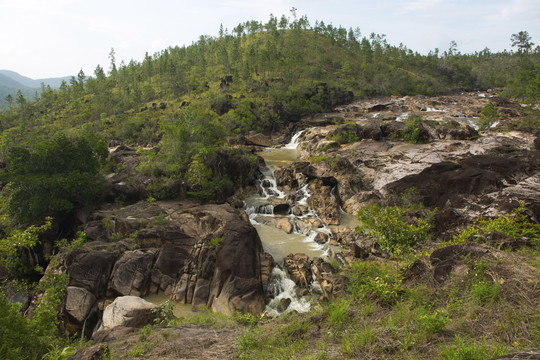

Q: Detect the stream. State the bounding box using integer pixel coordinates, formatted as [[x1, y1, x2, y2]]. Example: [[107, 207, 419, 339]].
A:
[[243, 130, 339, 316], [147, 131, 340, 318]]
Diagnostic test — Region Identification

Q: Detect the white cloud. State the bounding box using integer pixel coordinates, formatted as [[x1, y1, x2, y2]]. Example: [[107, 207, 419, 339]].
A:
[[402, 0, 444, 12]]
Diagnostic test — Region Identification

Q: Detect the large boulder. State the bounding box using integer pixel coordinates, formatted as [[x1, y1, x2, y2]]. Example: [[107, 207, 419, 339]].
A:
[[167, 204, 265, 315], [67, 250, 117, 297], [64, 286, 97, 324], [108, 250, 155, 297], [102, 296, 159, 329], [204, 205, 265, 315]]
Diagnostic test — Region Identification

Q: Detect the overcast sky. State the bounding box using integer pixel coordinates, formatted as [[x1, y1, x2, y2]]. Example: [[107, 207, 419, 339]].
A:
[[1, 0, 539, 79]]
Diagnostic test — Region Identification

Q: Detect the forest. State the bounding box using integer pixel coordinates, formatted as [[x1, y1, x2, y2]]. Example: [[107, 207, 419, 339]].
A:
[[0, 12, 539, 360]]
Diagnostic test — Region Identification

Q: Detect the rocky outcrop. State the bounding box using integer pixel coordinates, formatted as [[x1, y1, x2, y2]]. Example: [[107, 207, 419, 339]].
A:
[[383, 151, 537, 209], [307, 182, 341, 225], [67, 250, 117, 298], [54, 201, 266, 336], [108, 250, 155, 297], [284, 253, 312, 288], [64, 286, 97, 324], [102, 296, 159, 329]]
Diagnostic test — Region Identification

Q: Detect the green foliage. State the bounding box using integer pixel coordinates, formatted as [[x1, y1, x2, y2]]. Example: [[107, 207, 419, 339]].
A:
[[233, 311, 259, 326], [151, 300, 176, 326], [210, 235, 224, 248], [479, 102, 500, 130], [418, 309, 450, 333], [0, 292, 37, 359], [451, 203, 540, 246], [439, 335, 507, 360], [0, 273, 68, 360], [0, 217, 52, 278], [346, 261, 403, 304], [357, 203, 433, 258], [469, 261, 500, 305], [403, 114, 427, 144], [325, 298, 351, 329], [5, 134, 106, 224], [54, 231, 87, 257]]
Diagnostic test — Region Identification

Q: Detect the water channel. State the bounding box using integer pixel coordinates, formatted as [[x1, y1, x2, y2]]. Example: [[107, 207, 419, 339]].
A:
[[148, 130, 342, 317]]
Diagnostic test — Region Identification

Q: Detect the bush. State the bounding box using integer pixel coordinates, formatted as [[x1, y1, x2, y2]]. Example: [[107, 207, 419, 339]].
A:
[[451, 203, 540, 246], [357, 203, 434, 258], [403, 114, 428, 143], [479, 102, 499, 131], [346, 261, 403, 304], [0, 273, 68, 359]]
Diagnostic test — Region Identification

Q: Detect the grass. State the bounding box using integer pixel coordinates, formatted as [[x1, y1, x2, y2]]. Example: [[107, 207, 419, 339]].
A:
[[232, 246, 539, 359]]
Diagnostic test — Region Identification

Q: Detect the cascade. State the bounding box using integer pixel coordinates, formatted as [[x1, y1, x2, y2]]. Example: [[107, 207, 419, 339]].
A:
[[243, 129, 336, 316]]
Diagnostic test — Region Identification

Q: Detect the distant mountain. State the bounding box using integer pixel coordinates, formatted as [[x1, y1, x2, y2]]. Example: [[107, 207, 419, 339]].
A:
[[0, 70, 72, 89], [0, 70, 72, 108]]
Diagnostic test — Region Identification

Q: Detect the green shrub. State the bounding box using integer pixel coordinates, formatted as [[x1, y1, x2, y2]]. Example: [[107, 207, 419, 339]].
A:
[[418, 309, 450, 333], [346, 261, 403, 304], [152, 300, 175, 326], [469, 262, 500, 305], [439, 335, 507, 360], [0, 273, 68, 360], [357, 203, 433, 258], [403, 114, 427, 144], [451, 203, 540, 246], [479, 102, 499, 130], [5, 134, 107, 225]]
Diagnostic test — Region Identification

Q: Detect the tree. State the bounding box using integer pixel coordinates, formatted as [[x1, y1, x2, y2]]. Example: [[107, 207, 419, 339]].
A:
[[5, 134, 107, 224], [109, 47, 118, 76], [15, 90, 26, 111], [511, 31, 534, 54], [4, 94, 13, 108]]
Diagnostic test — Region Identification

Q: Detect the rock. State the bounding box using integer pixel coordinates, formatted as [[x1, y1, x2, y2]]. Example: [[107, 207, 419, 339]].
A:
[[368, 103, 394, 112], [277, 298, 292, 313], [253, 216, 293, 234], [68, 343, 108, 360], [192, 278, 210, 309], [167, 204, 266, 316], [360, 121, 383, 140], [67, 250, 117, 297], [64, 286, 97, 323], [430, 243, 493, 283], [245, 133, 272, 147], [307, 183, 341, 225], [260, 252, 275, 295], [102, 296, 159, 330], [272, 203, 290, 215], [381, 120, 406, 138], [490, 350, 540, 359], [284, 253, 312, 288], [313, 232, 328, 244], [296, 218, 323, 234], [108, 250, 155, 297], [437, 123, 478, 140]]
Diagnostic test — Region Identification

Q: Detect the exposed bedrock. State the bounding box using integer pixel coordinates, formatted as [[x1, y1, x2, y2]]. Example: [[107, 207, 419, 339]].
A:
[[54, 202, 267, 336]]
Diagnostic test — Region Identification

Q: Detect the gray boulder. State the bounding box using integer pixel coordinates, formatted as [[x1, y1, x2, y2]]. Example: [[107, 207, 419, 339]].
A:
[[102, 296, 158, 329]]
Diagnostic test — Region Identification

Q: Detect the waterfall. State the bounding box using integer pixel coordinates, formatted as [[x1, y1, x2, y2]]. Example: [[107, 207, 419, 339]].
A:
[[243, 129, 338, 316], [264, 266, 312, 317]]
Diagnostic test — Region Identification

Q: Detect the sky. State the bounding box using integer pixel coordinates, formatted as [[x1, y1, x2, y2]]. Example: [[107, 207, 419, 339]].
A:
[[0, 0, 539, 79]]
